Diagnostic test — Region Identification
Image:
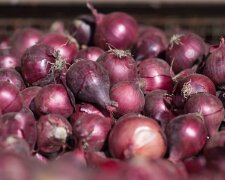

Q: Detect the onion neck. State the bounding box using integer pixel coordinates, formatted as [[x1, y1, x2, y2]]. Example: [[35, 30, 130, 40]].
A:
[[87, 2, 104, 24]]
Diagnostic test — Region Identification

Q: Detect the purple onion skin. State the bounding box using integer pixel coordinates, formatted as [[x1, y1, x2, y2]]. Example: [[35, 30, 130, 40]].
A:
[[204, 131, 225, 152], [69, 14, 95, 46], [203, 38, 225, 87], [0, 81, 23, 114], [0, 68, 26, 90], [37, 114, 72, 155], [184, 92, 225, 136], [133, 26, 168, 61], [110, 81, 145, 118], [218, 90, 225, 108], [21, 44, 56, 85], [143, 90, 175, 130], [0, 49, 20, 69], [73, 113, 112, 151], [39, 32, 79, 64], [165, 113, 208, 162], [66, 60, 113, 110], [97, 50, 137, 86], [166, 33, 206, 74], [88, 4, 138, 50], [9, 28, 43, 59], [76, 46, 104, 62], [172, 73, 216, 109], [137, 58, 173, 93], [0, 107, 37, 149], [34, 84, 73, 118]]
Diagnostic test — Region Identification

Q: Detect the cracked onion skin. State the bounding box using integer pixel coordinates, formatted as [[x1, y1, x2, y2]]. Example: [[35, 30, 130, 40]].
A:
[[108, 113, 166, 160]]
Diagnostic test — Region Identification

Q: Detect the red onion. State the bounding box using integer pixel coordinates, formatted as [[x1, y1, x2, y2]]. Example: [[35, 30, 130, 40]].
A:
[[172, 66, 197, 82], [0, 34, 10, 49], [0, 107, 37, 149], [37, 114, 73, 155], [143, 90, 175, 130], [66, 60, 115, 111], [76, 46, 104, 62], [203, 38, 225, 87], [97, 48, 137, 86], [110, 81, 145, 117], [70, 102, 112, 127], [166, 32, 206, 73], [87, 3, 138, 50], [21, 44, 57, 86], [172, 73, 216, 109], [34, 84, 73, 118], [165, 113, 207, 162], [0, 68, 25, 90], [218, 90, 225, 108], [0, 49, 20, 68], [39, 32, 79, 64], [137, 58, 173, 93], [184, 92, 224, 136], [50, 20, 65, 33], [0, 136, 30, 156], [9, 28, 43, 58], [108, 113, 166, 160], [69, 14, 95, 46], [73, 113, 112, 151], [184, 156, 207, 175], [133, 26, 168, 61], [0, 81, 23, 114], [204, 131, 225, 152], [21, 86, 42, 110]]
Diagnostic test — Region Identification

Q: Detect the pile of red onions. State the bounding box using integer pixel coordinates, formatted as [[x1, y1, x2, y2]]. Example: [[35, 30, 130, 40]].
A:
[[0, 3, 225, 180]]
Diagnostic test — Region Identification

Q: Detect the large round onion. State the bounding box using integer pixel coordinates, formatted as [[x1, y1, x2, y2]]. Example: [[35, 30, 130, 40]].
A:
[[108, 113, 166, 160]]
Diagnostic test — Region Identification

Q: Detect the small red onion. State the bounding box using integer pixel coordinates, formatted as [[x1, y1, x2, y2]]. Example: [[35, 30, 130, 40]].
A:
[[203, 38, 225, 87], [108, 113, 167, 160], [39, 32, 79, 64], [172, 73, 216, 109], [138, 58, 173, 93], [110, 81, 145, 117], [34, 84, 73, 118], [184, 92, 224, 136], [37, 114, 73, 155], [76, 46, 104, 62], [21, 44, 56, 86], [0, 49, 20, 68], [88, 3, 138, 50], [166, 32, 206, 73], [69, 14, 95, 46], [73, 113, 112, 151], [0, 68, 25, 90], [165, 113, 208, 162], [0, 81, 23, 114], [9, 27, 43, 58], [133, 26, 168, 61], [97, 48, 137, 86], [66, 60, 115, 111], [0, 107, 37, 149], [144, 90, 175, 130]]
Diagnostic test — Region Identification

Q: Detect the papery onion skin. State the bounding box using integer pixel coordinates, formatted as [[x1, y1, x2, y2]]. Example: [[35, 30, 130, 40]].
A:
[[110, 81, 145, 118], [34, 84, 73, 118], [184, 92, 224, 136], [0, 81, 23, 114], [203, 38, 225, 86], [166, 33, 206, 74], [39, 32, 79, 64], [37, 114, 72, 155], [76, 46, 104, 62], [9, 28, 43, 58], [21, 44, 56, 85], [88, 3, 138, 50], [66, 60, 113, 110], [0, 68, 26, 90], [97, 49, 137, 86], [165, 113, 208, 162], [172, 73, 216, 109], [108, 113, 167, 160], [143, 89, 175, 130], [137, 58, 173, 93]]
